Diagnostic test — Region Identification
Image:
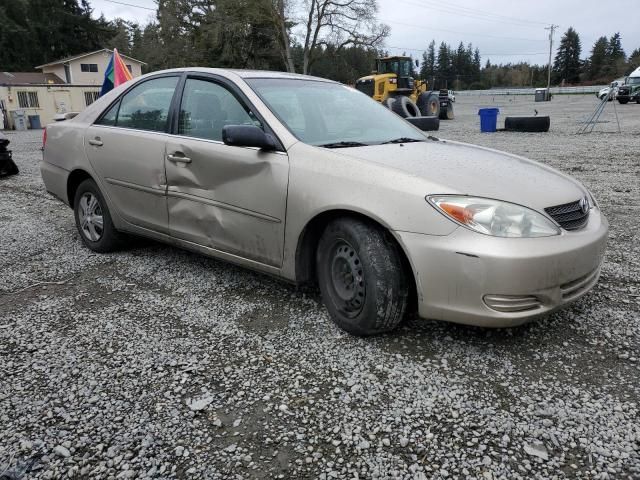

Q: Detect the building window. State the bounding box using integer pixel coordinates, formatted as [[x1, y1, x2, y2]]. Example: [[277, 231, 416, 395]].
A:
[[17, 91, 40, 109], [80, 64, 99, 73], [126, 65, 132, 73], [84, 91, 100, 106]]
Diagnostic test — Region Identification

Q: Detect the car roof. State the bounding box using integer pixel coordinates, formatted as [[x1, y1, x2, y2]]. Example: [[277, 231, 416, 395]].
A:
[[143, 67, 336, 83]]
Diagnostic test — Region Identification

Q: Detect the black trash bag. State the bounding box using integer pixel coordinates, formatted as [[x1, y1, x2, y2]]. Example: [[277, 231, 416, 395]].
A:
[[0, 131, 19, 177]]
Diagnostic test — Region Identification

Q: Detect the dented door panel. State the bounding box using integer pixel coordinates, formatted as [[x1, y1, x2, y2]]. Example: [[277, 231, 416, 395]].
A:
[[85, 126, 169, 233], [165, 137, 289, 267]]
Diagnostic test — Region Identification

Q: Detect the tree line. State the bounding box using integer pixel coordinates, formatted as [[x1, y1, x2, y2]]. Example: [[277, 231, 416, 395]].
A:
[[1, 0, 639, 89], [552, 28, 639, 85]]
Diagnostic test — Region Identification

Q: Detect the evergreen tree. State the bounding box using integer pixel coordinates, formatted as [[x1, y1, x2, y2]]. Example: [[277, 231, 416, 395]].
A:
[[0, 0, 33, 70], [552, 27, 581, 84], [628, 48, 640, 73], [420, 40, 436, 81], [588, 36, 608, 80], [436, 42, 451, 88], [0, 0, 115, 71], [604, 32, 626, 77], [607, 33, 625, 61]]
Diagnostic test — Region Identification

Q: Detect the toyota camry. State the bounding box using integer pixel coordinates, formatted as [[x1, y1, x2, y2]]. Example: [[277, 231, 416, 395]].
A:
[[40, 68, 608, 335]]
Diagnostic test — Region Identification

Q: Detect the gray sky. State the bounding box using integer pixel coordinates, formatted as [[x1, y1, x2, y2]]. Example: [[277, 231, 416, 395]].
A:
[[91, 0, 640, 66]]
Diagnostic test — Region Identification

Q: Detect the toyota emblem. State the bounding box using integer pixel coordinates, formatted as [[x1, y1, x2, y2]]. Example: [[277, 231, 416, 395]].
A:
[[579, 196, 589, 214]]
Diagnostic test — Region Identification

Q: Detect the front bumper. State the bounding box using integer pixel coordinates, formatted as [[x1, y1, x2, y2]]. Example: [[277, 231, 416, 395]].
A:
[[396, 208, 608, 327]]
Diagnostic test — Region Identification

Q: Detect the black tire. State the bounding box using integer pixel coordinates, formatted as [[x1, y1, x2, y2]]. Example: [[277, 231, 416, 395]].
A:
[[0, 152, 19, 177], [316, 217, 409, 336], [406, 116, 439, 131], [618, 99, 629, 104], [73, 178, 124, 253], [416, 92, 440, 117], [439, 102, 454, 120], [390, 96, 420, 118], [382, 97, 396, 110], [504, 116, 550, 132]]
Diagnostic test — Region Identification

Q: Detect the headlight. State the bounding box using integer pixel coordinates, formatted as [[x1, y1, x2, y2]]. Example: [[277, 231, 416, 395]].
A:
[[427, 195, 561, 238]]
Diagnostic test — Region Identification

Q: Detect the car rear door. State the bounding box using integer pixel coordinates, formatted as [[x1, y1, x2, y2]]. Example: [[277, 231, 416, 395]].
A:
[[84, 75, 180, 233], [164, 75, 289, 267]]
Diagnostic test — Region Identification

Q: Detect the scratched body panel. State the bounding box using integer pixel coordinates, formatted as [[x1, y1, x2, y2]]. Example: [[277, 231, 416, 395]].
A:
[[165, 137, 288, 267]]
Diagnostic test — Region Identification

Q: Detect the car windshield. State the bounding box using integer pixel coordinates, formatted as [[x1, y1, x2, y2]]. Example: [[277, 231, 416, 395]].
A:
[[626, 77, 640, 85], [246, 78, 424, 147]]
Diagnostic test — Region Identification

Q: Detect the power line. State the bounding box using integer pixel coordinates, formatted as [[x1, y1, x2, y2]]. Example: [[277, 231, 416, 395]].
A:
[[385, 19, 544, 42], [386, 45, 547, 56], [394, 0, 553, 29], [418, 0, 551, 26], [102, 0, 156, 11]]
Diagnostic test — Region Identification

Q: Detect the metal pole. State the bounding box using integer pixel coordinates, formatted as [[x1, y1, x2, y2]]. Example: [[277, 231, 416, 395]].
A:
[[545, 24, 558, 101]]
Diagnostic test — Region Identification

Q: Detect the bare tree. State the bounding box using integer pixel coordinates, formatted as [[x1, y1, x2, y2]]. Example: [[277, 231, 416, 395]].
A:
[[301, 0, 388, 74], [273, 0, 388, 74], [271, 0, 296, 72]]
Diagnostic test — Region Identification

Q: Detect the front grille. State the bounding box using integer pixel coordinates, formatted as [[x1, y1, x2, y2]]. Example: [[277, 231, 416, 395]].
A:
[[618, 87, 629, 95], [355, 79, 374, 97], [545, 199, 589, 231]]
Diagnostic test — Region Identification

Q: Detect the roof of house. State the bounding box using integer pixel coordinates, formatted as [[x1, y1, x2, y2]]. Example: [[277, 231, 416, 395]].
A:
[[35, 49, 146, 69], [0, 71, 65, 86]]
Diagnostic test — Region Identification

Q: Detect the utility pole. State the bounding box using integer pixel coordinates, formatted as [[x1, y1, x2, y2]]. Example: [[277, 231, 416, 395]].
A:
[[545, 24, 559, 100]]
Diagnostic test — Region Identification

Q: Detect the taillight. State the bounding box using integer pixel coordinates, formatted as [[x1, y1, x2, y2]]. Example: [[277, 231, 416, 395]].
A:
[[42, 127, 47, 150]]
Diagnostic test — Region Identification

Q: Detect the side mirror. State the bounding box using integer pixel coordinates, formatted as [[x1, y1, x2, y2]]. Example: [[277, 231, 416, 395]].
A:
[[222, 125, 277, 151]]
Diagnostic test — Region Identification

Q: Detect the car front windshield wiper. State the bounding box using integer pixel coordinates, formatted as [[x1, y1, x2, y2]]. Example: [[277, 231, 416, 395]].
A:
[[380, 137, 424, 145], [317, 141, 369, 148]]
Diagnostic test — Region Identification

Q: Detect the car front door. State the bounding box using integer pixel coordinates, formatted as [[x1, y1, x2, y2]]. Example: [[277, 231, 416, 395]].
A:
[[164, 76, 289, 267], [84, 75, 180, 233]]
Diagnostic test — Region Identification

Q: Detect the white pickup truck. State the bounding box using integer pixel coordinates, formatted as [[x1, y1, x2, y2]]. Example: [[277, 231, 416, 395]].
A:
[[597, 78, 625, 100]]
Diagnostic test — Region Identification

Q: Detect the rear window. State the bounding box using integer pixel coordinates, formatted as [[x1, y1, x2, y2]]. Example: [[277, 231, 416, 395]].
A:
[[96, 76, 179, 132]]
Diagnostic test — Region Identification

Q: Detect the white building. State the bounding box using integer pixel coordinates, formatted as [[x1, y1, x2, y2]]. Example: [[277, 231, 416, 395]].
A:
[[1, 49, 146, 129]]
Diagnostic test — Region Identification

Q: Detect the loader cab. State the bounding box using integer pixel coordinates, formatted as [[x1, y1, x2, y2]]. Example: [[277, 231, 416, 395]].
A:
[[376, 57, 415, 92]]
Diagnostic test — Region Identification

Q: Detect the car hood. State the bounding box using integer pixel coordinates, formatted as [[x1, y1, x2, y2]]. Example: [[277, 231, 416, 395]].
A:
[[329, 138, 587, 211]]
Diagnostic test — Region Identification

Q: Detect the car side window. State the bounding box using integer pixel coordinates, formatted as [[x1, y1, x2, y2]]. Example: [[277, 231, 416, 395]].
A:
[[97, 101, 119, 126], [179, 78, 260, 142], [115, 76, 179, 132]]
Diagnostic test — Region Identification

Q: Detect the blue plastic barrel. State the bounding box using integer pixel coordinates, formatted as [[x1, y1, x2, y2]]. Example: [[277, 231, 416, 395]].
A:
[[478, 108, 499, 133], [28, 115, 42, 129]]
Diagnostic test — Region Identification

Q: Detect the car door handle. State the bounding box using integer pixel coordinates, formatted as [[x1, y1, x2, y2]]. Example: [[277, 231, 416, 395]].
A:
[[88, 138, 103, 147], [167, 153, 192, 164]]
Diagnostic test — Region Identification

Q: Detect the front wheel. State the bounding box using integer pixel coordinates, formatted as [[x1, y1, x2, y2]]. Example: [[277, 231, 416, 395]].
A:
[[618, 98, 629, 104], [316, 218, 409, 336], [74, 179, 124, 253]]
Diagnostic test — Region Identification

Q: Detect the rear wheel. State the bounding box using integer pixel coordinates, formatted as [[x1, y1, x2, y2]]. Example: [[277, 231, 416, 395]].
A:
[[316, 217, 409, 336], [416, 92, 440, 117], [440, 102, 454, 120], [74, 179, 124, 253]]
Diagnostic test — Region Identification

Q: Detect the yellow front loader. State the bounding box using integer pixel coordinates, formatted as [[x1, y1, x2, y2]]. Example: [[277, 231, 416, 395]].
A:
[[355, 56, 453, 120]]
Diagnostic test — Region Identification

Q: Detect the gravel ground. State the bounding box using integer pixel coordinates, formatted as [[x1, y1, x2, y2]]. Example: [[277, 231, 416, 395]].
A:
[[0, 94, 639, 479]]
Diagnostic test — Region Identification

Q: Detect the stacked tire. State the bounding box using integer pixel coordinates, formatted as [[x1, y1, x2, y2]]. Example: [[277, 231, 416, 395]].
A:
[[390, 96, 421, 118]]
